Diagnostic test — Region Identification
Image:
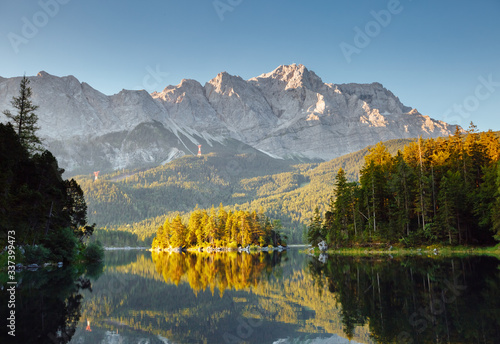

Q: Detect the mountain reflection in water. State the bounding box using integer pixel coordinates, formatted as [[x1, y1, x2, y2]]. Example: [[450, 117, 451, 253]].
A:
[[68, 249, 372, 344], [21, 249, 494, 344]]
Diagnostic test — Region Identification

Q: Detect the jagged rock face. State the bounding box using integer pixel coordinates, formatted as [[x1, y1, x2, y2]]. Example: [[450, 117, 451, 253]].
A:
[[237, 64, 452, 159], [0, 72, 218, 175], [0, 72, 166, 140], [204, 72, 278, 142], [152, 79, 227, 135], [153, 64, 457, 161], [0, 65, 459, 175]]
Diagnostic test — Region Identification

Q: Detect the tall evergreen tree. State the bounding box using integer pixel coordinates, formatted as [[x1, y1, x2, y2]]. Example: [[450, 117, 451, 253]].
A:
[[64, 178, 95, 242], [3, 76, 42, 153], [308, 207, 324, 246], [326, 168, 353, 244], [389, 153, 414, 238], [492, 162, 500, 240]]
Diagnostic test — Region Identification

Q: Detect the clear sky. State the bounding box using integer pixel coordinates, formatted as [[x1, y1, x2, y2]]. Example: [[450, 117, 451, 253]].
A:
[[0, 0, 499, 131]]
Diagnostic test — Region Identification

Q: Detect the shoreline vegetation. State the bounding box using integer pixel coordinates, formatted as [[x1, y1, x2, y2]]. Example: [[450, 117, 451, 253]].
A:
[[307, 125, 500, 251], [305, 243, 500, 257], [151, 244, 287, 254], [151, 203, 288, 252], [0, 77, 103, 272]]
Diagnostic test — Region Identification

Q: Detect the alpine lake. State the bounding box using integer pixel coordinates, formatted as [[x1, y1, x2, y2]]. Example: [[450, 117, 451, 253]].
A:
[[3, 247, 500, 344]]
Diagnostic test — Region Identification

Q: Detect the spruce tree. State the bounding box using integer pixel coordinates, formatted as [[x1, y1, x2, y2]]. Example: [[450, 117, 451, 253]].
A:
[[492, 161, 500, 240], [3, 75, 42, 153], [331, 168, 351, 244], [308, 207, 324, 246]]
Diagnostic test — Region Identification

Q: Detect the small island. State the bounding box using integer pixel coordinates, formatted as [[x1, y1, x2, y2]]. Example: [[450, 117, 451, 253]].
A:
[[151, 204, 286, 252]]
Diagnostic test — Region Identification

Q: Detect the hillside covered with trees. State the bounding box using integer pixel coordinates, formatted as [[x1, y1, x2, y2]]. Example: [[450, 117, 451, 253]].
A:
[[0, 77, 101, 265], [76, 138, 416, 245], [308, 125, 500, 247]]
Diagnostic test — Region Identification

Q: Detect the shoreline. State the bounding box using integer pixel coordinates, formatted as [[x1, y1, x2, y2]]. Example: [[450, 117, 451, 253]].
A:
[[104, 246, 149, 250], [305, 245, 500, 257], [150, 244, 289, 253]]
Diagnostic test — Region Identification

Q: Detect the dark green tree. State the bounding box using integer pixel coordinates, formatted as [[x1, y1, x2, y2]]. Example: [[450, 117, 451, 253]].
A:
[[0, 122, 98, 262], [307, 207, 324, 246], [389, 152, 414, 238], [3, 75, 42, 153], [325, 168, 355, 245], [492, 162, 500, 240], [65, 178, 95, 242]]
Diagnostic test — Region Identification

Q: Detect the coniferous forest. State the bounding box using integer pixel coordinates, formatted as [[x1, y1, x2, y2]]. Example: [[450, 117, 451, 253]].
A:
[[152, 205, 286, 250], [78, 138, 416, 246], [308, 125, 500, 248], [0, 77, 101, 265]]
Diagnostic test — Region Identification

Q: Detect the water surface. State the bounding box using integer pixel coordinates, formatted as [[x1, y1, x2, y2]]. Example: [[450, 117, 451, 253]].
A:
[[3, 249, 499, 343]]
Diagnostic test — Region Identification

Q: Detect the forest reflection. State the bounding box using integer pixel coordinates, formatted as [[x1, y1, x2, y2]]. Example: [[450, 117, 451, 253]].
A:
[[0, 263, 103, 344], [151, 250, 285, 296], [307, 255, 500, 343]]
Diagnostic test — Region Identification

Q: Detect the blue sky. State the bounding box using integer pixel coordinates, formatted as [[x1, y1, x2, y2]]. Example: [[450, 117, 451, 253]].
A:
[[0, 0, 499, 131]]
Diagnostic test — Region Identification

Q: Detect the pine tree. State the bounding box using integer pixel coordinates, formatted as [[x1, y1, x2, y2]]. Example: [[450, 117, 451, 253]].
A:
[[437, 170, 463, 244], [170, 215, 187, 248], [64, 178, 95, 241], [308, 207, 324, 246], [389, 153, 414, 238], [360, 143, 393, 239], [187, 209, 202, 247], [492, 161, 500, 240], [3, 76, 42, 153], [329, 168, 352, 244]]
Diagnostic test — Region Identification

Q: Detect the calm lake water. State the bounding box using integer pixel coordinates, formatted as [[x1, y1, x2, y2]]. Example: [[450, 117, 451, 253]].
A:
[[3, 248, 500, 343]]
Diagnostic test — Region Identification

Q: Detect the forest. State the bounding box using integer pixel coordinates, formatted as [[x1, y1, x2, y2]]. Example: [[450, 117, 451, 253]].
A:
[[87, 227, 153, 247], [0, 76, 101, 265], [76, 137, 415, 246], [308, 125, 500, 247], [151, 205, 286, 250]]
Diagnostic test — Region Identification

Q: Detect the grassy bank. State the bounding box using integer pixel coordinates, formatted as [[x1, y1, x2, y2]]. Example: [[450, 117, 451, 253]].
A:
[[305, 244, 500, 257]]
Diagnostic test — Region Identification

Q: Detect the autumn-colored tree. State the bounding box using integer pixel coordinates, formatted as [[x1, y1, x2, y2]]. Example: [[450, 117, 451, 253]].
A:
[[308, 127, 500, 247]]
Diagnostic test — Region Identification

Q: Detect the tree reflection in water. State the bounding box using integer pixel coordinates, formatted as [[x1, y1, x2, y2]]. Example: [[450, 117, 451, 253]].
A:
[[0, 263, 103, 344], [152, 251, 284, 296], [307, 255, 500, 343]]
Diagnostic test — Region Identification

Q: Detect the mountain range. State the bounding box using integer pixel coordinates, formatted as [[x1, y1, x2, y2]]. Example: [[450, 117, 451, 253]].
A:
[[0, 64, 458, 176]]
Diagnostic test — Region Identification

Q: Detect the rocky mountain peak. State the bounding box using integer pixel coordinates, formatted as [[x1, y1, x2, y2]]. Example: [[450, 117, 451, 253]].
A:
[[337, 82, 412, 115], [36, 70, 78, 85], [251, 64, 324, 91], [178, 78, 203, 90], [152, 79, 204, 102], [206, 72, 245, 92], [0, 66, 460, 175], [212, 71, 236, 83], [37, 71, 50, 78]]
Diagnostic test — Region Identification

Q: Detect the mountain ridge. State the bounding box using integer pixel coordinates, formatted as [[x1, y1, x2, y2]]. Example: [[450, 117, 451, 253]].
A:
[[0, 64, 459, 175]]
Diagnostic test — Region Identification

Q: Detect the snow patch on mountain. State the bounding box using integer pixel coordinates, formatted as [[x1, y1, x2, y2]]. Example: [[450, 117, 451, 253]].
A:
[[0, 65, 459, 175]]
